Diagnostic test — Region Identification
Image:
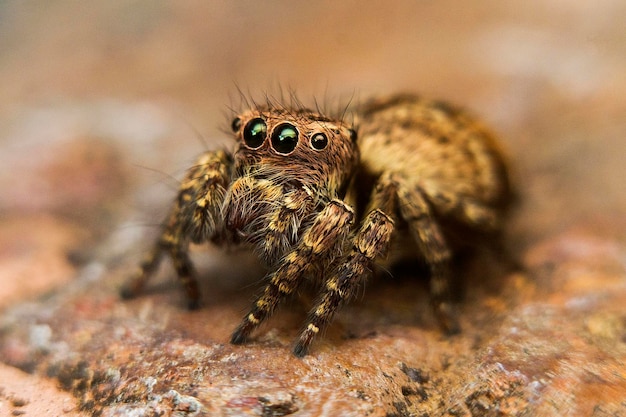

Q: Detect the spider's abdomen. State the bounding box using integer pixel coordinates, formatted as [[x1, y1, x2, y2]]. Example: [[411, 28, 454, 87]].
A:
[[356, 95, 512, 227]]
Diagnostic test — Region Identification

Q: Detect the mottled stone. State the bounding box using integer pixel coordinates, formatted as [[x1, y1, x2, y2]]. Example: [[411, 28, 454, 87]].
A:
[[0, 363, 87, 417]]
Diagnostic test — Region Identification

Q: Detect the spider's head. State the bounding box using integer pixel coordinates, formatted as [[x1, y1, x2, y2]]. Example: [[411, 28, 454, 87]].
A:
[[230, 106, 359, 195]]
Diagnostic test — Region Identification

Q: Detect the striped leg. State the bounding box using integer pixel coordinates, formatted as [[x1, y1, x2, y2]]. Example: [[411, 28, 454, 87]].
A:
[[294, 209, 394, 356], [120, 225, 201, 309], [230, 200, 354, 345], [120, 241, 165, 300], [293, 174, 398, 356], [396, 183, 459, 334], [121, 150, 231, 308]]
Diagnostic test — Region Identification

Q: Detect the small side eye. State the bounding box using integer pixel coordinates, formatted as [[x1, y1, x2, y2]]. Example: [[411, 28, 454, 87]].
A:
[[310, 132, 328, 150], [243, 118, 267, 148], [271, 123, 299, 154], [231, 117, 242, 132], [348, 128, 358, 142]]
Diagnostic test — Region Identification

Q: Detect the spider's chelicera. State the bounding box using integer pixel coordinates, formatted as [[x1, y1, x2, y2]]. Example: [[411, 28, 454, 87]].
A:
[[121, 94, 512, 357]]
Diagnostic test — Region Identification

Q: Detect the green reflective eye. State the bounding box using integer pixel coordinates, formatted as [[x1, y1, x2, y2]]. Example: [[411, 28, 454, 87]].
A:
[[271, 123, 299, 154], [243, 118, 267, 148]]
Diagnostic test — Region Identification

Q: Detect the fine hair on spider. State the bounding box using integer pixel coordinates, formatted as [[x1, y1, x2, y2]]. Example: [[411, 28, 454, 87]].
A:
[[122, 91, 513, 357]]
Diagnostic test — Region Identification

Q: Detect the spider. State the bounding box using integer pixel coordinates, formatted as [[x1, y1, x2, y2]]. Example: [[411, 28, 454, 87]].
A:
[[121, 94, 512, 357]]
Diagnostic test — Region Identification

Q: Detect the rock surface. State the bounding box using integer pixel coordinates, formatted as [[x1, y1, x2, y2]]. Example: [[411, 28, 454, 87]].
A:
[[1, 1, 625, 416]]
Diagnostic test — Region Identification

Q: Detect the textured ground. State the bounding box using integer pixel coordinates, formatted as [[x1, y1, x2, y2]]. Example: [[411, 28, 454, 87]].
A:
[[1, 1, 625, 416]]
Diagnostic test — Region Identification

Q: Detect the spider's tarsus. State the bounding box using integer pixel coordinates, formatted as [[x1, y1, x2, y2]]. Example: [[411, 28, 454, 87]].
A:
[[292, 343, 309, 358], [442, 319, 461, 336], [434, 303, 461, 335], [230, 329, 248, 345], [119, 285, 138, 300]]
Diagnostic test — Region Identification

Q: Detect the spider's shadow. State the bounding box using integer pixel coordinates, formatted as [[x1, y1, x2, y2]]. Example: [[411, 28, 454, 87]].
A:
[[129, 239, 519, 346], [333, 243, 520, 336]]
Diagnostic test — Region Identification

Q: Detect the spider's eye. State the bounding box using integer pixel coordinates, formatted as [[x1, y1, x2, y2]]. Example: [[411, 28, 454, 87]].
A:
[[231, 117, 242, 132], [271, 123, 299, 154], [348, 128, 358, 142], [243, 118, 267, 148], [310, 132, 328, 150]]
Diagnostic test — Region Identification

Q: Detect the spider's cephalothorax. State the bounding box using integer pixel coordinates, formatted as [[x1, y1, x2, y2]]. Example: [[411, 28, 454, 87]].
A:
[[121, 94, 512, 356]]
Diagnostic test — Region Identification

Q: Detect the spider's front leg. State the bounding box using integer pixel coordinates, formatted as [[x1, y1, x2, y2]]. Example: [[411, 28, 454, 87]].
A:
[[293, 175, 397, 357], [120, 150, 232, 309], [230, 199, 355, 345]]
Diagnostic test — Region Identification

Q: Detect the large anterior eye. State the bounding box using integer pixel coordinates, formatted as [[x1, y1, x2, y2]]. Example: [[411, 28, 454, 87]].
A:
[[271, 123, 299, 154], [243, 118, 267, 148]]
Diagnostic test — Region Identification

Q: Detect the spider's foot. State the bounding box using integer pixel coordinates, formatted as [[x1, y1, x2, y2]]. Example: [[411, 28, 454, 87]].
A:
[[230, 328, 249, 345], [119, 282, 141, 300], [186, 298, 201, 311], [292, 342, 309, 358], [292, 324, 318, 357], [230, 321, 255, 345], [434, 302, 461, 335]]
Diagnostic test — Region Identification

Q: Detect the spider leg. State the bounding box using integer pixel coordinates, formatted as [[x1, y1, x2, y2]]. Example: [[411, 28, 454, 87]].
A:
[[293, 174, 397, 357], [230, 199, 354, 345], [427, 189, 501, 230], [126, 231, 201, 309], [121, 150, 232, 309], [120, 241, 165, 300], [396, 182, 460, 334]]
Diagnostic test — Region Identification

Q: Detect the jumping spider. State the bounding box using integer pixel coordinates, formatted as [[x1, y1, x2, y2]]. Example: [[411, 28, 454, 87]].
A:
[[121, 94, 512, 357]]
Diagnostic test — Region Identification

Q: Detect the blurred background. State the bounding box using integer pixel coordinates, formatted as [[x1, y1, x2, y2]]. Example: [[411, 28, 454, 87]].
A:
[[0, 0, 625, 301]]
